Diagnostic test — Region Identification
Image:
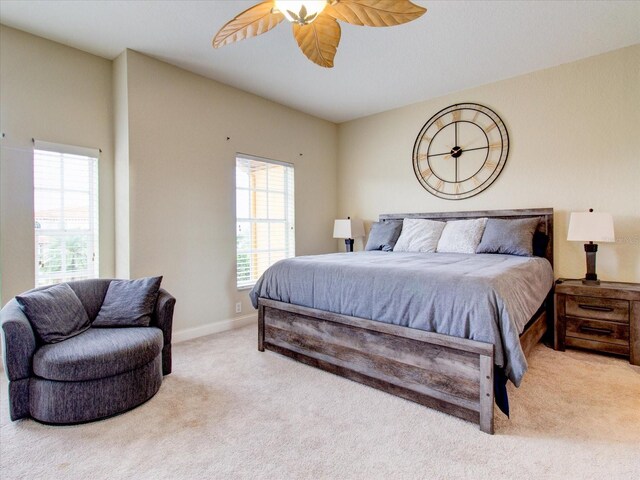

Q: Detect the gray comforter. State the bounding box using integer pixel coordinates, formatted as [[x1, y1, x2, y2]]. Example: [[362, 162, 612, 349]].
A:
[[250, 251, 554, 386]]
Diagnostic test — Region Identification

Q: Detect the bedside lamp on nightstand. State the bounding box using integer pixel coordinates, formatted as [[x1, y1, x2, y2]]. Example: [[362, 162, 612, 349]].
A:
[[567, 209, 615, 285], [333, 217, 365, 252]]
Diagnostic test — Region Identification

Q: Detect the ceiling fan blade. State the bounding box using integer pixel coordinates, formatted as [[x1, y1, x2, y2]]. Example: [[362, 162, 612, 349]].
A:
[[212, 1, 284, 49], [324, 0, 426, 27], [293, 15, 341, 68]]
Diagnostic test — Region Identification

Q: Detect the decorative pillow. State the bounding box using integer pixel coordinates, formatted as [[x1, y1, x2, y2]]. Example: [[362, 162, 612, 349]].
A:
[[393, 219, 446, 253], [436, 218, 488, 254], [92, 276, 163, 327], [16, 283, 90, 344], [476, 217, 541, 257], [365, 221, 403, 252]]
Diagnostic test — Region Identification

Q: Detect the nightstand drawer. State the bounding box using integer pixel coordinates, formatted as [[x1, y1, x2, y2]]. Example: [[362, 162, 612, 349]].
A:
[[565, 296, 629, 323], [565, 317, 629, 345], [565, 336, 629, 356]]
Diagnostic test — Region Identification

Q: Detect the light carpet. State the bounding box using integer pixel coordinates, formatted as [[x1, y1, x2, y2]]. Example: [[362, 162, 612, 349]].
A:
[[1, 324, 639, 480]]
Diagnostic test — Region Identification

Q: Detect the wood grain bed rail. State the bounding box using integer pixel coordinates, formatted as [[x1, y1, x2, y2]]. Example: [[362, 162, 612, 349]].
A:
[[259, 299, 497, 434]]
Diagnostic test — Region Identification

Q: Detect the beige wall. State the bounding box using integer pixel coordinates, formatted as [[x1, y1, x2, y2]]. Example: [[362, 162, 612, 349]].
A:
[[0, 26, 115, 304], [0, 27, 337, 335], [121, 50, 337, 332], [338, 45, 640, 282]]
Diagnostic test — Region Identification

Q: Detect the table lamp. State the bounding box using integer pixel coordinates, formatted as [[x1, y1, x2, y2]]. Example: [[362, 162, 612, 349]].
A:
[[567, 209, 615, 285], [333, 217, 365, 252]]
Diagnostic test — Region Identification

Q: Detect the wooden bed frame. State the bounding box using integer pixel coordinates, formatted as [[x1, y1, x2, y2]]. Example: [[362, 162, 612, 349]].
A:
[[258, 208, 554, 434]]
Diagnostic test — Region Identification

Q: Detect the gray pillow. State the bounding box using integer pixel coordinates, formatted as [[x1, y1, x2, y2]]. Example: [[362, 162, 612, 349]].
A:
[[92, 276, 162, 327], [16, 283, 90, 344], [365, 221, 403, 252], [476, 217, 540, 257]]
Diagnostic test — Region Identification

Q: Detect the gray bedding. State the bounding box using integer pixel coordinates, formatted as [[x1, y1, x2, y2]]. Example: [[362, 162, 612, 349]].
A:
[[250, 251, 554, 386]]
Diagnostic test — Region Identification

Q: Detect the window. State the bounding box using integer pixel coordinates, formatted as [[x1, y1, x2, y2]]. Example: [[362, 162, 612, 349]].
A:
[[236, 154, 295, 288], [33, 141, 99, 287]]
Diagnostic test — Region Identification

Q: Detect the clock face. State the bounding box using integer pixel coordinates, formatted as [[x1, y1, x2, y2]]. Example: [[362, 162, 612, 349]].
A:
[[412, 103, 509, 200]]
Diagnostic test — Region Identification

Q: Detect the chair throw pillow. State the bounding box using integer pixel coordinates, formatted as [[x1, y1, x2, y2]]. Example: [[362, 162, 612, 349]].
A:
[[476, 217, 541, 256], [436, 218, 488, 254], [365, 221, 403, 252], [16, 283, 91, 344], [92, 276, 163, 327], [393, 219, 446, 253]]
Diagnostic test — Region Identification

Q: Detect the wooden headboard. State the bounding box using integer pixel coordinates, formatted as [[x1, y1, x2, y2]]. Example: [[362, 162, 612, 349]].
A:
[[379, 208, 554, 268]]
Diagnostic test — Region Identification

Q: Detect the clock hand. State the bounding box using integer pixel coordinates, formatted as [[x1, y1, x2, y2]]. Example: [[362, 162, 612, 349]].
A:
[[427, 144, 490, 159], [462, 146, 490, 153], [455, 121, 458, 147]]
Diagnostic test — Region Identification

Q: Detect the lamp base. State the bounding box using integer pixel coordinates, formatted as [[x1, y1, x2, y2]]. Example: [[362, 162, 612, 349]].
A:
[[344, 238, 354, 252], [583, 242, 599, 285]]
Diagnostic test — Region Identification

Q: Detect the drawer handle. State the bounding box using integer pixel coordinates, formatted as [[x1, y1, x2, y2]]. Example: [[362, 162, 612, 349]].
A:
[[578, 304, 614, 312], [579, 326, 613, 335]]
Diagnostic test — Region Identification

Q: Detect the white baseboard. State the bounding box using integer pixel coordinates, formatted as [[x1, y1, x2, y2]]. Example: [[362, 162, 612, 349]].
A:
[[172, 313, 258, 343]]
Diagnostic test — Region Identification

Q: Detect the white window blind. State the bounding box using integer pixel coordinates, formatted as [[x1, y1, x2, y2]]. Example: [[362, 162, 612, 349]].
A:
[[236, 154, 295, 288], [33, 141, 99, 287]]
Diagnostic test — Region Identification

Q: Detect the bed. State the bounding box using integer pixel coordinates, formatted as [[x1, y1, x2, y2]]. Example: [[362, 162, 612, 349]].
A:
[[252, 208, 554, 434]]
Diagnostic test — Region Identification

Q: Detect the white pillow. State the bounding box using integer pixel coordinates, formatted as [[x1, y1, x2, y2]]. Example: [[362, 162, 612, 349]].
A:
[[393, 219, 446, 253], [436, 218, 488, 254]]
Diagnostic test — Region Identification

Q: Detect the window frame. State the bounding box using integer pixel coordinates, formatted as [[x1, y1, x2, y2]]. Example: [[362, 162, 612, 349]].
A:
[[235, 153, 295, 289], [33, 141, 100, 287]]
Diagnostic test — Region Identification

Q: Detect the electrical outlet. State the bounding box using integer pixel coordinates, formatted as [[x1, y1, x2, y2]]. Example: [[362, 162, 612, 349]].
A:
[[235, 302, 242, 314]]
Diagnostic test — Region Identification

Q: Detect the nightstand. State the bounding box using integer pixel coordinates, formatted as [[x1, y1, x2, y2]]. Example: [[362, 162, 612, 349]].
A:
[[554, 279, 640, 365]]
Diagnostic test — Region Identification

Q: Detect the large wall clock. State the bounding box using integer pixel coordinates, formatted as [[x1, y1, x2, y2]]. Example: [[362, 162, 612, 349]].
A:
[[412, 103, 509, 200]]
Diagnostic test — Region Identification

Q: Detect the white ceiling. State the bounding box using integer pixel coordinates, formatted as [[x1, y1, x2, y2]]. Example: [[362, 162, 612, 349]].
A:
[[1, 1, 639, 123]]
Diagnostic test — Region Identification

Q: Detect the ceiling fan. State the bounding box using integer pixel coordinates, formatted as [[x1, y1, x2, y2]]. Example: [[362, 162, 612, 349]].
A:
[[212, 0, 427, 68]]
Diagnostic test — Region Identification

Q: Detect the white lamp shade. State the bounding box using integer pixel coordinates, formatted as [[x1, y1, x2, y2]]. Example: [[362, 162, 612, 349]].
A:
[[567, 212, 615, 242], [333, 218, 365, 239]]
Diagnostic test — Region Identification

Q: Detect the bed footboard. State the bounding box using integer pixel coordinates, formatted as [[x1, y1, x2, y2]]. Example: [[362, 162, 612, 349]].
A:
[[258, 299, 496, 434]]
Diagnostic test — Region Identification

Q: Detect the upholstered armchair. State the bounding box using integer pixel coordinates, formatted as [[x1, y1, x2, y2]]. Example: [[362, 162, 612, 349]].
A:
[[1, 279, 175, 424]]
